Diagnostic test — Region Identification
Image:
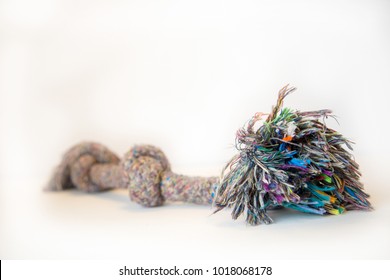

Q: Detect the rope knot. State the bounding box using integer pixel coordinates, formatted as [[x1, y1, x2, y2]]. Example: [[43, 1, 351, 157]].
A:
[[122, 145, 171, 207], [47, 142, 120, 192], [48, 143, 217, 208]]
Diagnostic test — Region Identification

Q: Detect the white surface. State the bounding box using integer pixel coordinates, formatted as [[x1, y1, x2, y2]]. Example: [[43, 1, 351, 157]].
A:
[[1, 0, 389, 259]]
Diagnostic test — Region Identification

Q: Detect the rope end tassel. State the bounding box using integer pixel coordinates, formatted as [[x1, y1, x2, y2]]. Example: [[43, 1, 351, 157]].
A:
[[47, 85, 372, 225], [213, 85, 372, 225]]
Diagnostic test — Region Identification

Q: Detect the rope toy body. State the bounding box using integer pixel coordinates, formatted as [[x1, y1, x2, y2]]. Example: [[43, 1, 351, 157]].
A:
[[48, 143, 218, 206], [48, 86, 371, 225]]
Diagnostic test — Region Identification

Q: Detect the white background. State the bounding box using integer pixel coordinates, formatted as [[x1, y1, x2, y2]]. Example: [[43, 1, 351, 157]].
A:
[[1, 0, 389, 259]]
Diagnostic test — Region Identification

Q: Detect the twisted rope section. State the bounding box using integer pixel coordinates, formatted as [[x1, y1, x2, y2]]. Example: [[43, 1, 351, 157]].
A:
[[48, 143, 218, 207], [122, 145, 218, 206]]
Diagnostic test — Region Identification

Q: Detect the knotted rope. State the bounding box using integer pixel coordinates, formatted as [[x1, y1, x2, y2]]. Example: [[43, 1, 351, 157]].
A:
[[48, 142, 218, 207]]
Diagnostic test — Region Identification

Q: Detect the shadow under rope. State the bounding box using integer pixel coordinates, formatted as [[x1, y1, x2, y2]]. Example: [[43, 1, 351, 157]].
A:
[[52, 188, 372, 226], [211, 208, 328, 229], [67, 188, 213, 213]]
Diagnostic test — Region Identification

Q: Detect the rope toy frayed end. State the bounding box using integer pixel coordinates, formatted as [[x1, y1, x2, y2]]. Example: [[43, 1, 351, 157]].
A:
[[213, 85, 372, 225]]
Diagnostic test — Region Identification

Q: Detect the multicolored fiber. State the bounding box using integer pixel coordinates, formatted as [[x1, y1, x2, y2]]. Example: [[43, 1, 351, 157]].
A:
[[213, 85, 372, 225]]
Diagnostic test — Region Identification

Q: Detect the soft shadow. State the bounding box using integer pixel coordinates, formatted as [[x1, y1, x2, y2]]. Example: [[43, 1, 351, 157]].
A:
[[211, 207, 327, 229]]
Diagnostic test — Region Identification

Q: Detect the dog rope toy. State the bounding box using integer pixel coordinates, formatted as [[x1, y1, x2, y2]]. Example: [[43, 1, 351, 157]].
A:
[[47, 86, 372, 225]]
